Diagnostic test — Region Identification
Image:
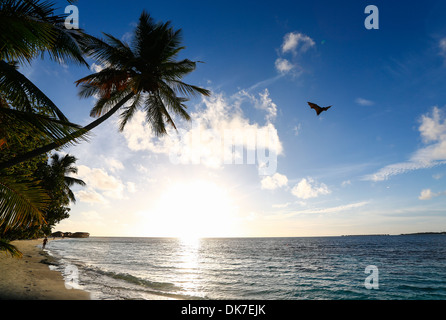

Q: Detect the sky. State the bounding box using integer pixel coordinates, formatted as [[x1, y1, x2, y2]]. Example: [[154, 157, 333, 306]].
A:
[[22, 0, 446, 238]]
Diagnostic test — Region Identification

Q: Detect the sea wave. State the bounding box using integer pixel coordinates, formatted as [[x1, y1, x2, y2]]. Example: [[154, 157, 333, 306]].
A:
[[45, 236, 446, 300]]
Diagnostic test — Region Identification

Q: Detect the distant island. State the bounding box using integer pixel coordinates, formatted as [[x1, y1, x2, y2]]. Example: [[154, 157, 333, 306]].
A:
[[341, 234, 390, 237], [51, 231, 90, 238], [400, 232, 446, 236], [341, 232, 446, 237]]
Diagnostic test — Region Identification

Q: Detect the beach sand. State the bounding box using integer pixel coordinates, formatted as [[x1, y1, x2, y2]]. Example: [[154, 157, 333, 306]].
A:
[[0, 239, 90, 300]]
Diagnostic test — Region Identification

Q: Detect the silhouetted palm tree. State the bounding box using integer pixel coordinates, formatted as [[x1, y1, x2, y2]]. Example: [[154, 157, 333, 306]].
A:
[[0, 10, 210, 170], [77, 10, 211, 134], [38, 153, 86, 205], [0, 0, 90, 168], [0, 1, 89, 257]]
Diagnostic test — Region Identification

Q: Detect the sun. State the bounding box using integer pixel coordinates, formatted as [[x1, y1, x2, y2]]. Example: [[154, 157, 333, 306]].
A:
[[151, 180, 238, 239]]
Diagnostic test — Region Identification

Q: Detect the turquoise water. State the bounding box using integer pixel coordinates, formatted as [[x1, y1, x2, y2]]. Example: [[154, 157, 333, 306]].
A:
[[46, 235, 446, 300]]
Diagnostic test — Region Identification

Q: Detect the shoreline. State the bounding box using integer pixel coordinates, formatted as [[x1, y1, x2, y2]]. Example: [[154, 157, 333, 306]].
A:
[[0, 239, 90, 300]]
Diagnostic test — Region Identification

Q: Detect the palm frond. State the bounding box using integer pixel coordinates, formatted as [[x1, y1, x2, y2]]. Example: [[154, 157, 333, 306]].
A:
[[0, 0, 88, 66], [81, 33, 134, 69], [0, 239, 23, 258], [158, 81, 191, 121], [119, 92, 143, 131], [0, 60, 69, 121], [76, 68, 132, 100], [144, 93, 177, 136], [0, 176, 48, 231], [0, 107, 90, 147], [0, 0, 57, 63], [89, 89, 134, 118], [167, 79, 211, 98]]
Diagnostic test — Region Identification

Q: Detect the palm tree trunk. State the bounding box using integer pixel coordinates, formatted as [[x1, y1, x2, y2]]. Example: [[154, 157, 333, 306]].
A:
[[0, 93, 134, 170]]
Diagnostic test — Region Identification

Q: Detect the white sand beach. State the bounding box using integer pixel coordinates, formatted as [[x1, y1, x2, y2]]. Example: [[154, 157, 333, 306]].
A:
[[0, 239, 90, 300]]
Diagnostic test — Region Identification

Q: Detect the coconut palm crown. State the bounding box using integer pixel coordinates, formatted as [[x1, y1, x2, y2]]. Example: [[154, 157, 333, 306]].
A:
[[76, 11, 210, 136]]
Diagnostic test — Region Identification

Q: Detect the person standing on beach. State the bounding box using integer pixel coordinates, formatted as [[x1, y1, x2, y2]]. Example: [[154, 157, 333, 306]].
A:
[[42, 237, 48, 250]]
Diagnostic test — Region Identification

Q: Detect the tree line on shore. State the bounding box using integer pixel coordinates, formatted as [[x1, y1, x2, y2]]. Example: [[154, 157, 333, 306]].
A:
[[0, 0, 210, 257]]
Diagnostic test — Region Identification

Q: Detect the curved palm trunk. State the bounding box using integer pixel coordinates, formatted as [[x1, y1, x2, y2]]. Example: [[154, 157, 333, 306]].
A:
[[0, 93, 134, 170]]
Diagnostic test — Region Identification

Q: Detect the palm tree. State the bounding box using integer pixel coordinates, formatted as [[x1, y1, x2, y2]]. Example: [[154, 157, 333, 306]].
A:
[[0, 0, 89, 256], [0, 0, 88, 67], [0, 0, 91, 168], [0, 10, 211, 170], [38, 153, 86, 205], [77, 10, 211, 134], [34, 153, 85, 235], [0, 153, 85, 256], [0, 0, 89, 120]]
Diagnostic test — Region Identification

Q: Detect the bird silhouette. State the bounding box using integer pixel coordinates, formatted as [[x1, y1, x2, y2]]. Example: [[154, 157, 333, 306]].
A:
[[307, 102, 332, 116]]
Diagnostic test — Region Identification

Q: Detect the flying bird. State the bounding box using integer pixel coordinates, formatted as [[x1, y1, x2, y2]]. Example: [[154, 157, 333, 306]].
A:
[[307, 102, 332, 116]]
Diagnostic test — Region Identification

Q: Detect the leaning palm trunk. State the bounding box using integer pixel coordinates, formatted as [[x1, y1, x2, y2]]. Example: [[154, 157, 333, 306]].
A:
[[0, 93, 134, 170]]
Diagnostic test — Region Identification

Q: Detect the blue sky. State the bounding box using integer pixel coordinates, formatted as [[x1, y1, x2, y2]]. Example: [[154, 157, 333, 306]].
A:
[[24, 0, 446, 237]]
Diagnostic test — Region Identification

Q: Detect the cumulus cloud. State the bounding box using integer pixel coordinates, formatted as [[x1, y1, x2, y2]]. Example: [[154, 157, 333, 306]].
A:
[[77, 166, 123, 191], [291, 177, 331, 199], [237, 89, 278, 123], [419, 188, 446, 200], [419, 189, 436, 200], [281, 32, 315, 55], [75, 165, 127, 202], [104, 158, 125, 172], [364, 107, 446, 181], [75, 189, 108, 204], [275, 58, 295, 74], [275, 32, 315, 75], [418, 107, 446, 144], [261, 173, 288, 190], [122, 90, 283, 175]]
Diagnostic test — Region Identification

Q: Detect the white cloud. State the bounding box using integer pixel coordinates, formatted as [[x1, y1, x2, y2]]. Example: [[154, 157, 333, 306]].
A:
[[281, 32, 315, 55], [419, 188, 446, 200], [272, 202, 291, 208], [78, 166, 123, 191], [419, 189, 436, 200], [418, 107, 446, 143], [258, 89, 278, 123], [261, 173, 288, 190], [275, 58, 295, 74], [238, 89, 278, 122], [75, 165, 126, 201], [275, 32, 315, 76], [269, 201, 369, 219], [90, 63, 104, 73], [105, 158, 125, 172], [75, 189, 108, 204], [307, 201, 368, 214], [355, 98, 375, 106], [364, 107, 446, 181], [122, 90, 283, 175], [364, 161, 437, 182], [291, 177, 331, 199], [126, 182, 136, 193]]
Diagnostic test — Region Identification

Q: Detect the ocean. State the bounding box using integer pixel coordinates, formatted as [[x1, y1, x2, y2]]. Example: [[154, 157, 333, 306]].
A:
[[44, 235, 446, 300]]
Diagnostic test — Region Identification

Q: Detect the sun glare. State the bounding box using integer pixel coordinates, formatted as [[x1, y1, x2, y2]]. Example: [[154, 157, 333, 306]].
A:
[[151, 180, 238, 239]]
